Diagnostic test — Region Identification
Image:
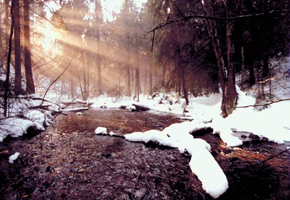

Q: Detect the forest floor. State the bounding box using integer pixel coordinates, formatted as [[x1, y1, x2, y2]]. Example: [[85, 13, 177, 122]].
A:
[[0, 109, 290, 200]]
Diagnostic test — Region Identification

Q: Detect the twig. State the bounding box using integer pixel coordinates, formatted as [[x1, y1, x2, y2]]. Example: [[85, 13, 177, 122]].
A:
[[261, 147, 290, 164]]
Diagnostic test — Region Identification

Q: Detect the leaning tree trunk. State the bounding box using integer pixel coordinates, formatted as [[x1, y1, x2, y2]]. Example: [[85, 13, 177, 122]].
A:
[[24, 0, 35, 94], [14, 0, 22, 95]]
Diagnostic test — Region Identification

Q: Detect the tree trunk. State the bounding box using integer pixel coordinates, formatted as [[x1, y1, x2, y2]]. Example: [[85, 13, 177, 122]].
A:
[[249, 65, 255, 86], [241, 46, 245, 85], [181, 65, 189, 105], [4, 0, 14, 117], [82, 52, 88, 100], [263, 55, 269, 78], [149, 54, 153, 95], [24, 0, 35, 94], [221, 19, 237, 117], [14, 0, 22, 95], [5, 0, 10, 68], [70, 78, 75, 98], [95, 0, 102, 96], [0, 3, 2, 65], [124, 0, 131, 96], [202, 0, 237, 117]]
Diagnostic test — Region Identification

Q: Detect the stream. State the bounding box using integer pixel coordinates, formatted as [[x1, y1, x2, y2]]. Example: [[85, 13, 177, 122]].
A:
[[0, 109, 289, 200]]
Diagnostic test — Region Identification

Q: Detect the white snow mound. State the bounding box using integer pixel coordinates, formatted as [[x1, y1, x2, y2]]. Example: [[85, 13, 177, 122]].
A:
[[95, 127, 108, 135], [9, 152, 20, 163]]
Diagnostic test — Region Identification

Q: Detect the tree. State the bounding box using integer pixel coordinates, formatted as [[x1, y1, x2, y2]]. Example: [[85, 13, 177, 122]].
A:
[[201, 0, 237, 117], [3, 0, 14, 117], [124, 0, 132, 96], [24, 0, 35, 94], [95, 0, 103, 96], [14, 0, 22, 95]]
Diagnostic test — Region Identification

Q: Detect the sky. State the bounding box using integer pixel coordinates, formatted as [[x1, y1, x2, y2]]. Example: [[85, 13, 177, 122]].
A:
[[101, 0, 148, 21], [45, 0, 148, 21]]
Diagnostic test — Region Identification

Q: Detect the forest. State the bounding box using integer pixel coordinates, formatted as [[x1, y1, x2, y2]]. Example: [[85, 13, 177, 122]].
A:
[[0, 0, 289, 117], [1, 1, 290, 199]]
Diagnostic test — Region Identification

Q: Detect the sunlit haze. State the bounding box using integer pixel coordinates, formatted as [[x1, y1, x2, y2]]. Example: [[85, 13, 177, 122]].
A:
[[35, 0, 150, 91]]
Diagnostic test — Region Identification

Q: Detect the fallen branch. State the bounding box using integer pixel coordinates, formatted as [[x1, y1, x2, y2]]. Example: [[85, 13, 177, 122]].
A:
[[261, 147, 290, 164], [236, 98, 290, 108], [28, 105, 50, 110]]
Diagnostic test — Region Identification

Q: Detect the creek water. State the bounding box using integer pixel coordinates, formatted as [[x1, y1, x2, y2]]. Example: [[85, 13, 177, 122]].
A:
[[0, 109, 289, 200]]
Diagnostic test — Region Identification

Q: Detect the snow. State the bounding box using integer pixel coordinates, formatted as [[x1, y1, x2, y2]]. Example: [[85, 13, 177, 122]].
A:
[[95, 127, 108, 135], [0, 118, 41, 142], [1, 55, 289, 199], [88, 60, 289, 198], [89, 82, 290, 146], [0, 95, 56, 142], [188, 142, 228, 199], [76, 112, 83, 116], [9, 152, 20, 163], [124, 122, 229, 198]]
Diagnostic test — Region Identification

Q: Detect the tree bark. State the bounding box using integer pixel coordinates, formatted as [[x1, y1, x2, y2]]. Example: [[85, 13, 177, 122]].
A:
[[24, 0, 35, 94], [95, 0, 102, 96], [14, 0, 22, 95], [262, 55, 269, 78], [5, 0, 10, 67], [149, 53, 153, 95], [202, 0, 237, 117], [125, 0, 131, 96], [82, 51, 88, 100], [4, 0, 14, 117], [221, 19, 237, 117]]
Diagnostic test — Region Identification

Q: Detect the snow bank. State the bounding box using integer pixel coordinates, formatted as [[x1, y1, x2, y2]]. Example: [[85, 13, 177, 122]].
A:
[[225, 87, 290, 144], [0, 118, 41, 142], [0, 93, 57, 141], [124, 122, 229, 198]]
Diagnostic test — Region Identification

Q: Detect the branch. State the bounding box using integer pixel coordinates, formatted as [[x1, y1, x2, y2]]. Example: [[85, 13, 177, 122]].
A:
[[236, 98, 290, 108], [40, 53, 76, 106], [148, 9, 289, 34], [261, 147, 290, 164]]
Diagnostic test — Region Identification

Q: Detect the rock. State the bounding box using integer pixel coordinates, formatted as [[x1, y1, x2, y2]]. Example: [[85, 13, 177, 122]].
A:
[[241, 135, 247, 139], [249, 133, 260, 140], [132, 104, 150, 112]]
